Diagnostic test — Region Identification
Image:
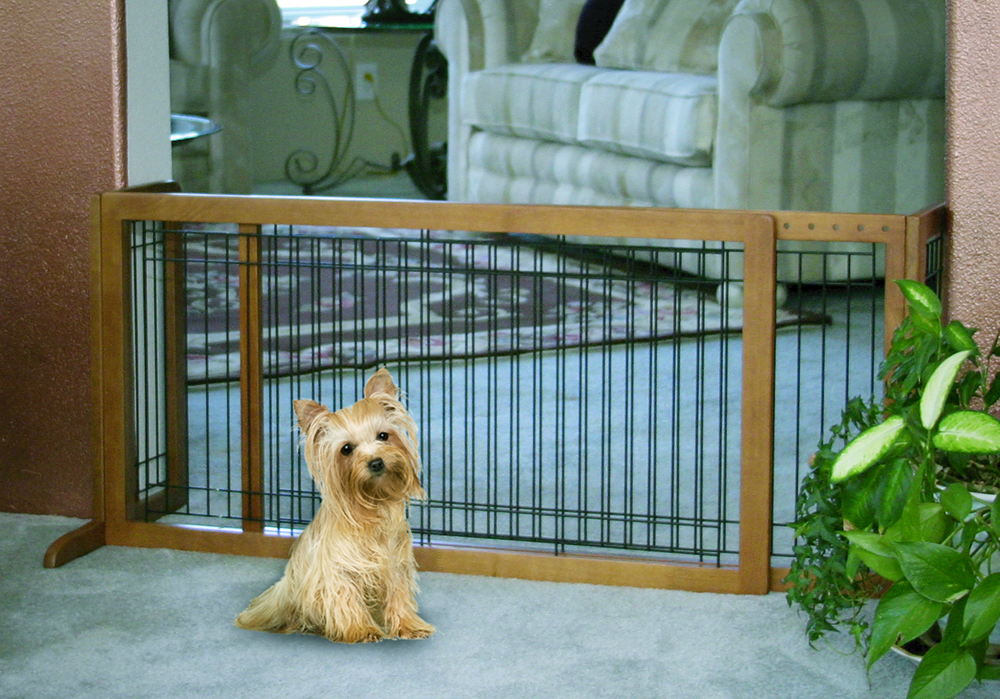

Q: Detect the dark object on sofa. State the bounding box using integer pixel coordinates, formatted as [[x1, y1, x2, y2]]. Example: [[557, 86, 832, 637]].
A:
[[574, 0, 626, 64]]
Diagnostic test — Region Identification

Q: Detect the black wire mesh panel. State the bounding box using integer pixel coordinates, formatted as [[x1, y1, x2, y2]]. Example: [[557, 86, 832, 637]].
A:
[[769, 245, 885, 563], [127, 221, 873, 566], [768, 233, 945, 563]]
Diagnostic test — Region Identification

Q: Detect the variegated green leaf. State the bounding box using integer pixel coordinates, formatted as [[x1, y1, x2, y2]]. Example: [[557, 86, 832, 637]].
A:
[[932, 410, 1000, 453], [896, 279, 942, 319], [920, 350, 972, 430], [943, 320, 978, 353], [830, 416, 906, 483]]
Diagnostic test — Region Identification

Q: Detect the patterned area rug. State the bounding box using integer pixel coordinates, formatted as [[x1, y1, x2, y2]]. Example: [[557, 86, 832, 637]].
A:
[[182, 227, 828, 382]]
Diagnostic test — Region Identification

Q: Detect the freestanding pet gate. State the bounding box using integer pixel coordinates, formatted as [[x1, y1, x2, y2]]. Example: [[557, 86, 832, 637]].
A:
[[47, 186, 942, 596]]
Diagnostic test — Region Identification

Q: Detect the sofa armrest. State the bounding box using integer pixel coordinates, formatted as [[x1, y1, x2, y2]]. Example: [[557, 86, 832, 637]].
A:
[[725, 0, 945, 108], [715, 0, 946, 214], [169, 0, 282, 77], [434, 0, 539, 71]]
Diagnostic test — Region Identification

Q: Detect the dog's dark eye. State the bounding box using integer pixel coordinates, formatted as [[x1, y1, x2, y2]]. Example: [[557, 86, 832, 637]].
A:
[[340, 443, 354, 456], [377, 432, 389, 442]]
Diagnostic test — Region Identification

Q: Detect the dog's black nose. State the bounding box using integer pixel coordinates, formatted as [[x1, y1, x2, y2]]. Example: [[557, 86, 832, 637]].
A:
[[368, 458, 385, 474]]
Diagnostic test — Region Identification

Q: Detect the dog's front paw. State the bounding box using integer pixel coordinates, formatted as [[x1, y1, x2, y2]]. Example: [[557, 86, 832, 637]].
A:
[[336, 625, 386, 644], [353, 631, 386, 644], [391, 616, 435, 640]]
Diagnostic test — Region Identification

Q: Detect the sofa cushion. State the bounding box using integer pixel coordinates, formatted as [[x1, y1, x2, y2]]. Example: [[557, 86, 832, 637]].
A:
[[466, 131, 715, 208], [593, 0, 739, 74], [523, 0, 590, 63], [578, 70, 718, 166], [462, 64, 606, 145]]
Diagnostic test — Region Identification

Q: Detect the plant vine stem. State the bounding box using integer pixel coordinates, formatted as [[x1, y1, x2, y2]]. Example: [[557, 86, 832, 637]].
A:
[[970, 541, 993, 571]]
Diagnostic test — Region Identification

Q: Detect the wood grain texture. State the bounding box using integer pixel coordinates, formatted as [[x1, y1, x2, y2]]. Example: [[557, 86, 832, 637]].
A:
[[239, 225, 265, 533]]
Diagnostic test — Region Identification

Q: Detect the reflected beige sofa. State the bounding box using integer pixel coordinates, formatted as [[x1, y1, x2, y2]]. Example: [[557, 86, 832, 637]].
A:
[[434, 0, 946, 282]]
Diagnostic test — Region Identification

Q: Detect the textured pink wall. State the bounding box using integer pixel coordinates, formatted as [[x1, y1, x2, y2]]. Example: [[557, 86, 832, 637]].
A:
[[0, 0, 126, 516], [947, 2, 1000, 344]]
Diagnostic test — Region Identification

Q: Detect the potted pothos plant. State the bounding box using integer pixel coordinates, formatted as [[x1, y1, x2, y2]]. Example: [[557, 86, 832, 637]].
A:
[[786, 279, 1000, 699]]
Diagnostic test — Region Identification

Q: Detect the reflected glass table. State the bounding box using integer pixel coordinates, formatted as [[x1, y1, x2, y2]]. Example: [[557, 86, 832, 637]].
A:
[[170, 114, 222, 145]]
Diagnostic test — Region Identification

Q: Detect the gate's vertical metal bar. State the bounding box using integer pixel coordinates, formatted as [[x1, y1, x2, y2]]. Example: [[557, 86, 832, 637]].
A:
[[738, 215, 777, 594], [240, 224, 264, 532]]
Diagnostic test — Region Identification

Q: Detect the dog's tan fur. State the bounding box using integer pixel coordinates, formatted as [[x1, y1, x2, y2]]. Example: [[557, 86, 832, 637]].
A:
[[235, 368, 434, 643]]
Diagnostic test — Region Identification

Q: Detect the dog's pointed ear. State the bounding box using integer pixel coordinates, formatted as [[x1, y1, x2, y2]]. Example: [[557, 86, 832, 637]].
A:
[[293, 400, 328, 432], [364, 367, 398, 400]]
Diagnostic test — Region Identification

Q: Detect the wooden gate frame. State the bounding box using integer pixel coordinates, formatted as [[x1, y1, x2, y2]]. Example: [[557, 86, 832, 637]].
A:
[[45, 184, 941, 595]]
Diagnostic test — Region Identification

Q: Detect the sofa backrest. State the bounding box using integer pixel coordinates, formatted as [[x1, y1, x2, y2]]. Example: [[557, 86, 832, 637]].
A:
[[519, 0, 945, 106], [521, 0, 741, 73], [593, 0, 740, 73], [522, 0, 588, 63]]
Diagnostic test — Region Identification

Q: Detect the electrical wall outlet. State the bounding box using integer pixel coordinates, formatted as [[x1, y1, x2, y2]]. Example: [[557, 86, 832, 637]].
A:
[[355, 63, 377, 101]]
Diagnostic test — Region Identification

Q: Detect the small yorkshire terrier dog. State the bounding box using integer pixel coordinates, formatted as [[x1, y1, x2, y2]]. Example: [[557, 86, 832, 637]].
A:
[[235, 368, 434, 643]]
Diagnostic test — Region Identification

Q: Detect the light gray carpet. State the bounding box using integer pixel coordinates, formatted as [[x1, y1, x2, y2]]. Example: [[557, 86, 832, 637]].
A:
[[2, 513, 995, 698]]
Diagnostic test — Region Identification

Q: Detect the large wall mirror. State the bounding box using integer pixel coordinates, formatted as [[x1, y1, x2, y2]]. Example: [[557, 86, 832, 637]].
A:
[[164, 0, 945, 220]]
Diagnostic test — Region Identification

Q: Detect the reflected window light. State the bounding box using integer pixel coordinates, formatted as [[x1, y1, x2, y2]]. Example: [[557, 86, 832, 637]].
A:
[[277, 1, 434, 28]]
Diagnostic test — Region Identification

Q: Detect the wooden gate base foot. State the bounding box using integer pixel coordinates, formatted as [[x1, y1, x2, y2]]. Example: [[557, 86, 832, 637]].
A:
[[44, 520, 107, 568]]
